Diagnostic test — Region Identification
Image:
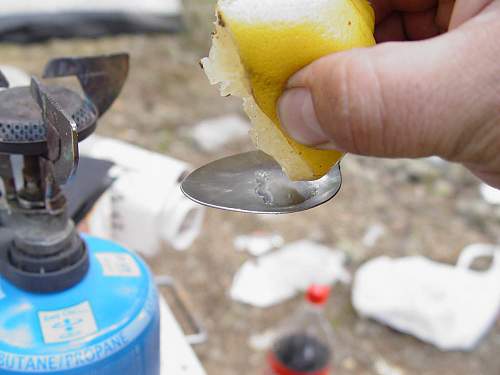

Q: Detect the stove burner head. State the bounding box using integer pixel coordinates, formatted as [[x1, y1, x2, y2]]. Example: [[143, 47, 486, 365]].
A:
[[0, 53, 128, 156], [0, 54, 129, 293], [0, 85, 98, 155]]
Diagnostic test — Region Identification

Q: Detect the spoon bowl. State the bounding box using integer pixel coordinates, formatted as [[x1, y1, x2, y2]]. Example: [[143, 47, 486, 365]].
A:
[[181, 151, 342, 214]]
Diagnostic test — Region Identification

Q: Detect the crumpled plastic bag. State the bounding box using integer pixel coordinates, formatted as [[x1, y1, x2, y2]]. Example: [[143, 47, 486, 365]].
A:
[[352, 244, 500, 351], [231, 240, 351, 308], [480, 183, 500, 205]]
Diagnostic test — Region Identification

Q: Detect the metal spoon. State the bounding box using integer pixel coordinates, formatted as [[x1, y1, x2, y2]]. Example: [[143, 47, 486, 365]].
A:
[[181, 151, 342, 214]]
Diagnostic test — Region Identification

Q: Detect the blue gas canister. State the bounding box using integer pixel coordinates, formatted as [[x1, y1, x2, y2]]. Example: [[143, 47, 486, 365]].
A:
[[0, 54, 162, 375], [0, 236, 160, 375]]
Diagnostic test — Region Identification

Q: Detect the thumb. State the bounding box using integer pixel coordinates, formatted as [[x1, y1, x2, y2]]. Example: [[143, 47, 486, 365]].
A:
[[277, 3, 500, 165]]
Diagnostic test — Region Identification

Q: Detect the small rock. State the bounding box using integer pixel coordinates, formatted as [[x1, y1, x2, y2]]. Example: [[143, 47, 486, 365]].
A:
[[309, 227, 327, 242], [374, 358, 406, 375], [248, 330, 276, 351], [405, 159, 441, 184], [234, 232, 284, 257], [337, 239, 365, 261], [341, 356, 358, 371], [456, 199, 497, 223], [432, 179, 455, 198], [188, 114, 250, 152], [362, 224, 386, 248]]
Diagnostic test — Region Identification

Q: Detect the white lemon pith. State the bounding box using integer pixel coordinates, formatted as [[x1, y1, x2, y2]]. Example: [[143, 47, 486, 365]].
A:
[[202, 0, 376, 181]]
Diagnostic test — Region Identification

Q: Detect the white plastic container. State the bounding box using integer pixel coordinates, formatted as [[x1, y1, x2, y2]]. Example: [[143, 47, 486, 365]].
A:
[[80, 136, 205, 255]]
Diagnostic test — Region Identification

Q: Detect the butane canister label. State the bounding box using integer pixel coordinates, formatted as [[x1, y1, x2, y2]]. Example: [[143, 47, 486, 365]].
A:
[[38, 302, 98, 344], [95, 253, 141, 277], [0, 286, 157, 373], [0, 331, 127, 372]]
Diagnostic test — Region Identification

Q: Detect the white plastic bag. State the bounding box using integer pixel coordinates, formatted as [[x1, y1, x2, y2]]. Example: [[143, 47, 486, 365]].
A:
[[480, 183, 500, 205], [231, 240, 351, 308], [352, 244, 500, 351]]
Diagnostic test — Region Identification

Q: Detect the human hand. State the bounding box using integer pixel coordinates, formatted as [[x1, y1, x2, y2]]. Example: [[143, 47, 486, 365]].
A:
[[278, 0, 500, 188]]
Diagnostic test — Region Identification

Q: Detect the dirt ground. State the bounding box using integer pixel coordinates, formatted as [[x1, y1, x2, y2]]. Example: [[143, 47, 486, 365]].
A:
[[1, 1, 499, 374]]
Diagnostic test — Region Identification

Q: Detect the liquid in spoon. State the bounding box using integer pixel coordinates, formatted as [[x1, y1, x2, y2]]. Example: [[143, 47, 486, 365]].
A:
[[255, 171, 307, 207]]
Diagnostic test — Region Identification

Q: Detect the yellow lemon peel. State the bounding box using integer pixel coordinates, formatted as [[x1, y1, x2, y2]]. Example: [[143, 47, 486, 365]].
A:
[[202, 0, 376, 180]]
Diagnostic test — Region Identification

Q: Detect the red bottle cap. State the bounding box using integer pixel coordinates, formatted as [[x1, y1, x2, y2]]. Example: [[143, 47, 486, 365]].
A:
[[306, 285, 330, 305], [268, 352, 329, 375]]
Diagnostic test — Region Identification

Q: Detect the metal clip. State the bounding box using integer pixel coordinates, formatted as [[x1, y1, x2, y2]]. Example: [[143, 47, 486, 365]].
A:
[[43, 53, 129, 117], [30, 78, 79, 187], [156, 275, 208, 346], [0, 154, 15, 199]]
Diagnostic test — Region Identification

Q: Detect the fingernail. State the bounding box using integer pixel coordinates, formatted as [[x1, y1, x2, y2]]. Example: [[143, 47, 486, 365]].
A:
[[278, 88, 328, 145]]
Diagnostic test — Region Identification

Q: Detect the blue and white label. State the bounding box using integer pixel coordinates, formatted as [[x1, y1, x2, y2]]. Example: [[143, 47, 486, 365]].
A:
[[95, 253, 141, 277], [38, 302, 98, 344], [0, 286, 158, 372], [0, 331, 128, 372]]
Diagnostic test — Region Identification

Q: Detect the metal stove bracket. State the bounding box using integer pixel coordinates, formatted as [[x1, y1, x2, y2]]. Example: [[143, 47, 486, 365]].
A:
[[0, 70, 8, 88], [30, 78, 79, 187], [156, 275, 208, 346], [0, 154, 15, 199], [43, 53, 129, 117]]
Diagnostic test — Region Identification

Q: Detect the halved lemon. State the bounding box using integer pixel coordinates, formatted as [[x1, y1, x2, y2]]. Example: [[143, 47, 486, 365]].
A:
[[202, 0, 376, 180]]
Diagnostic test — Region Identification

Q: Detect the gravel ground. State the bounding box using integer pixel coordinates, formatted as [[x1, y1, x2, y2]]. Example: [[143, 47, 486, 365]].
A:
[[1, 1, 498, 374]]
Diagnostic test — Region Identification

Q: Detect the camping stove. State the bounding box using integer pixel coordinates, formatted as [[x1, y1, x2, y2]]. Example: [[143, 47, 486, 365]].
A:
[[0, 55, 160, 374]]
